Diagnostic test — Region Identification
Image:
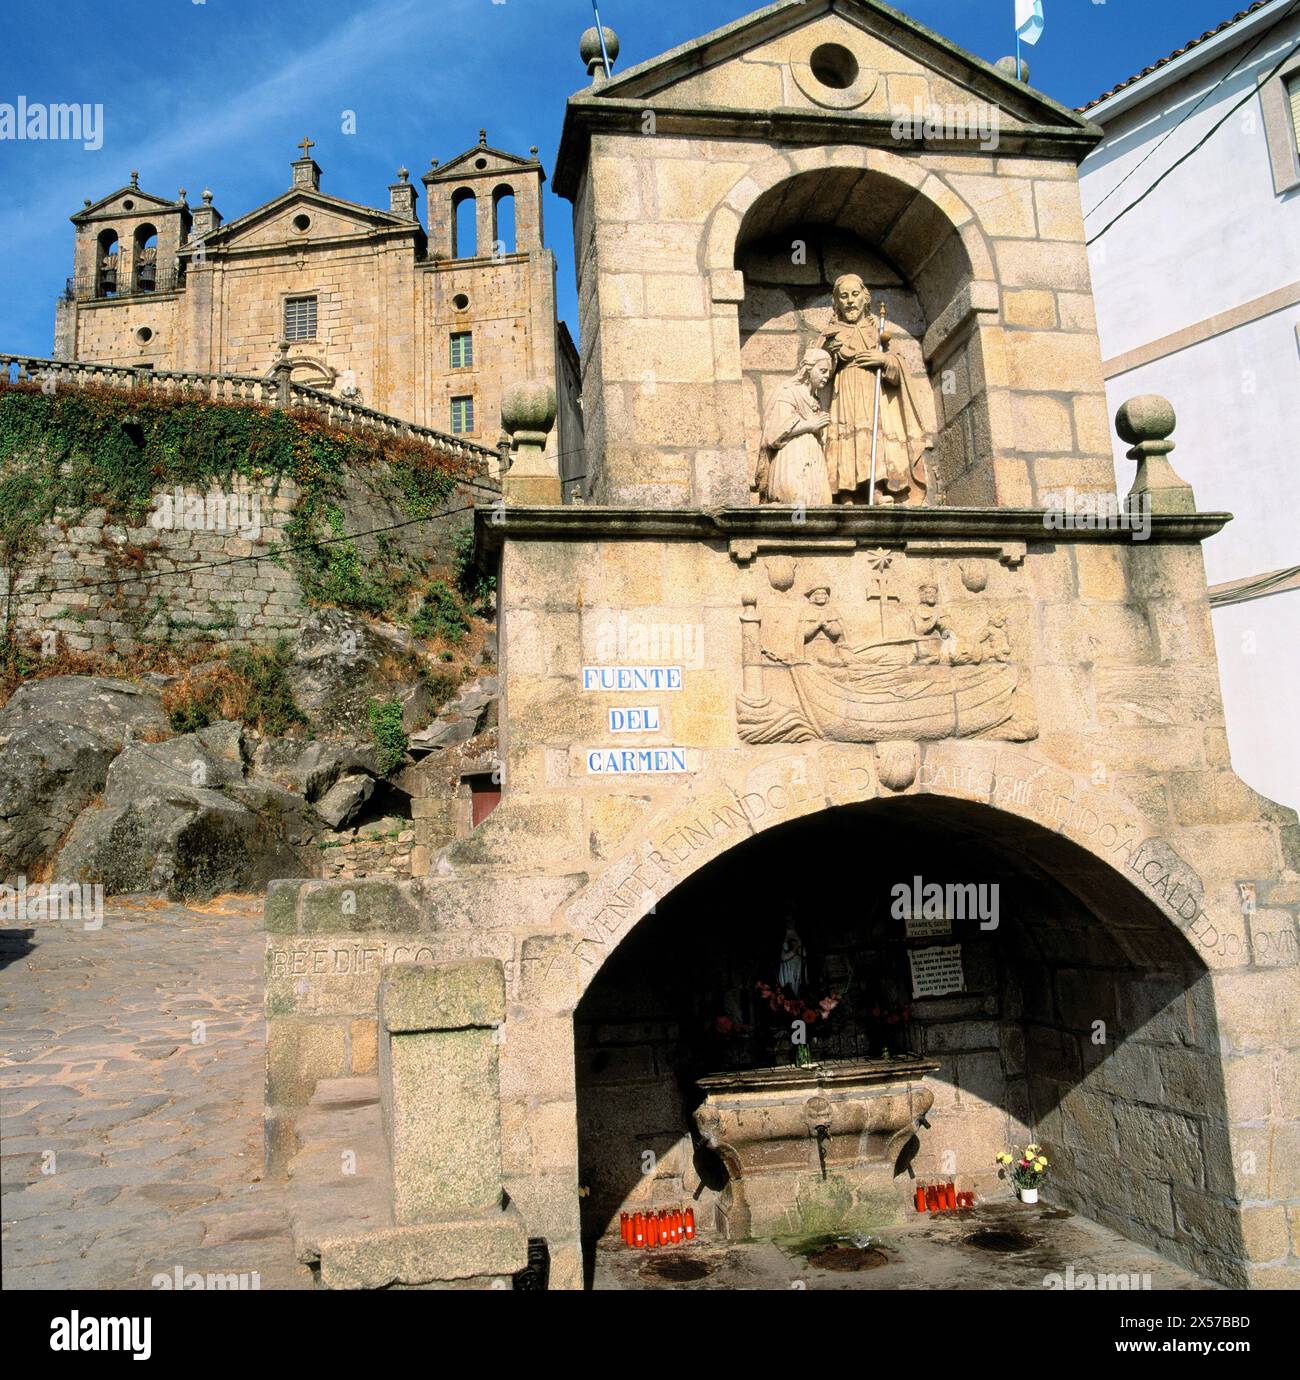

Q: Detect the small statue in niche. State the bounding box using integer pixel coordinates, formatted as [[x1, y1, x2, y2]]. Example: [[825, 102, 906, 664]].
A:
[[778, 925, 806, 998], [754, 348, 834, 506], [821, 274, 931, 507]]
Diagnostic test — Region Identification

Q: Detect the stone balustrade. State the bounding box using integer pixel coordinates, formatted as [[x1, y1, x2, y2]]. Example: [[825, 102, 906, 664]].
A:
[[0, 350, 501, 477]]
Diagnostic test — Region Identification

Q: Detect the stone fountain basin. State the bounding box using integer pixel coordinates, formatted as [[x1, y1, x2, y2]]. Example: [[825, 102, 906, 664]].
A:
[[694, 1056, 940, 1176]]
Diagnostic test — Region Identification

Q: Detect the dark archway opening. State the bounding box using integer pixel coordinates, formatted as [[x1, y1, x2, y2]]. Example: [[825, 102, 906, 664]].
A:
[[574, 796, 1241, 1287]]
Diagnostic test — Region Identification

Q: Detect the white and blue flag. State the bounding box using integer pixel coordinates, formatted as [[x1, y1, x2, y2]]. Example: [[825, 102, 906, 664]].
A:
[[1016, 0, 1045, 47]]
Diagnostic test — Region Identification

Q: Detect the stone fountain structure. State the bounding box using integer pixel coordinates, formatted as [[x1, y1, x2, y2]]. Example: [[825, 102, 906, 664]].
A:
[[268, 0, 1299, 1292]]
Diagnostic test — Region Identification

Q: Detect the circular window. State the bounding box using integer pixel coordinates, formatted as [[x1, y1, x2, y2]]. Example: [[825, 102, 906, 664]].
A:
[[292, 213, 311, 232], [809, 43, 859, 90], [453, 293, 470, 311], [135, 326, 153, 344], [475, 157, 488, 170], [123, 199, 135, 210]]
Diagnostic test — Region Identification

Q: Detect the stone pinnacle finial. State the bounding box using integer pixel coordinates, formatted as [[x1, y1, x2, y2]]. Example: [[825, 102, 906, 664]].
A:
[[479, 128, 487, 146], [580, 25, 619, 81], [177, 187, 187, 204], [1116, 394, 1195, 514], [129, 170, 139, 188]]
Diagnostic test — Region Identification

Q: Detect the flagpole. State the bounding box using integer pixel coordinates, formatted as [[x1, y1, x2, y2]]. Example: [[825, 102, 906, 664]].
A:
[[1015, 0, 1022, 80], [592, 1, 612, 78]]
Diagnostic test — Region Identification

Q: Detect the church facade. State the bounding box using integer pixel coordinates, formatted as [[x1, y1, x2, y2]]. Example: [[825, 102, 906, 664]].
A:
[[53, 134, 581, 468], [265, 0, 1299, 1292]]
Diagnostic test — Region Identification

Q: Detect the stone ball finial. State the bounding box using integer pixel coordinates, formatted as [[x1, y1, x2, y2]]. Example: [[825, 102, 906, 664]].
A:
[[397, 165, 409, 182], [580, 25, 619, 76], [501, 380, 558, 445], [202, 188, 213, 205], [177, 187, 187, 204], [83, 198, 92, 209], [1115, 394, 1176, 452], [1117, 394, 1193, 514], [996, 55, 1029, 82]]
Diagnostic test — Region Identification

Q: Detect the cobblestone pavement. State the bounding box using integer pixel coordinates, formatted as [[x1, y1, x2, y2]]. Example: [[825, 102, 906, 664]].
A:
[[1, 895, 311, 1290]]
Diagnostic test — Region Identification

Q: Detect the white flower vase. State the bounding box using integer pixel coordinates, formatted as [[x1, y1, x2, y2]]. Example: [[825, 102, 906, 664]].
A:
[[1018, 1186, 1039, 1204]]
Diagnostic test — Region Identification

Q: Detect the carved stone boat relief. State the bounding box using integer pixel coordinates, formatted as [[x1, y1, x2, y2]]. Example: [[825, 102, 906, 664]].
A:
[[737, 551, 1038, 745]]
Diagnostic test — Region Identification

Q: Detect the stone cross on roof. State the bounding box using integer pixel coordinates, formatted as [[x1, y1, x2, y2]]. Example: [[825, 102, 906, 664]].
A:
[[298, 136, 315, 157]]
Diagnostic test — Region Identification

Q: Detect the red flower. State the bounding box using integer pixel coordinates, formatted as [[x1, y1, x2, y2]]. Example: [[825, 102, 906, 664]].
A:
[[802, 1009, 818, 1024]]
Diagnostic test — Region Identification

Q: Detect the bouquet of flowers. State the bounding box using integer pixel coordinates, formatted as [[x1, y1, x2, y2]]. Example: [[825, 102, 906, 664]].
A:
[[996, 1143, 1050, 1190], [754, 980, 840, 1027]]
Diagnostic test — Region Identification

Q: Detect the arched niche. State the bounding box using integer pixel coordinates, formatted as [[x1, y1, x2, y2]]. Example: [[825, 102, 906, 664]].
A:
[[734, 164, 990, 505], [571, 794, 1242, 1286]]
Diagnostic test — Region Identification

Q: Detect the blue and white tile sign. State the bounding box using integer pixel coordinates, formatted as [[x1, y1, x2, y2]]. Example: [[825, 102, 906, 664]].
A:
[[582, 666, 689, 774]]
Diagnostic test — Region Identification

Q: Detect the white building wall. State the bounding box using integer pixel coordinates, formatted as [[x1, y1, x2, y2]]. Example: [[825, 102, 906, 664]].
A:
[[1081, 6, 1300, 811]]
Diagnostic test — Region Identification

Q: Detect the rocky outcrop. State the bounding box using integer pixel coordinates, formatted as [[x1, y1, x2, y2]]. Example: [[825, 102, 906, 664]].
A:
[[0, 677, 169, 876], [283, 610, 433, 736], [56, 720, 317, 899]]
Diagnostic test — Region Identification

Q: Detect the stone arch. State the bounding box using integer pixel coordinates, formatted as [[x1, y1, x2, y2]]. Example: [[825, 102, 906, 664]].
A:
[[492, 184, 516, 255], [95, 227, 120, 297], [132, 222, 158, 293], [703, 146, 1002, 502], [560, 742, 1226, 997], [565, 743, 1245, 1284], [451, 187, 477, 258]]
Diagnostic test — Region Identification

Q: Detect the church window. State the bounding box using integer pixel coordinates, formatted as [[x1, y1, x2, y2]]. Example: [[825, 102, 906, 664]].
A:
[[450, 331, 473, 369], [451, 395, 475, 434], [284, 295, 317, 341], [493, 187, 516, 255], [452, 189, 477, 258]]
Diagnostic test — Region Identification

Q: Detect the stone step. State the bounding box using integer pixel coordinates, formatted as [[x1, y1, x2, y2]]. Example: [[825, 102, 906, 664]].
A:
[[285, 1077, 394, 1268]]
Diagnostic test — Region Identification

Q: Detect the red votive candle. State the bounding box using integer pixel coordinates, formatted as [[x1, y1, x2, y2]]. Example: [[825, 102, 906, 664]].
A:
[[633, 1212, 645, 1248], [925, 1186, 939, 1211], [915, 1184, 926, 1213], [684, 1207, 696, 1240]]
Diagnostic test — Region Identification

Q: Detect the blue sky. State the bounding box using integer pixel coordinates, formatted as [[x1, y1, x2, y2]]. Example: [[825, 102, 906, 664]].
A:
[[0, 0, 1256, 357]]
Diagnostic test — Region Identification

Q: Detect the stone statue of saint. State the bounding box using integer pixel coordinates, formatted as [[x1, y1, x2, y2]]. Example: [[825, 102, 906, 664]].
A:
[[821, 274, 931, 506], [755, 348, 834, 506]]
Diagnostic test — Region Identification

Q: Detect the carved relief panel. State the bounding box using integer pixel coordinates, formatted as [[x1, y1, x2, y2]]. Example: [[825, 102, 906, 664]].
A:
[[735, 546, 1038, 746]]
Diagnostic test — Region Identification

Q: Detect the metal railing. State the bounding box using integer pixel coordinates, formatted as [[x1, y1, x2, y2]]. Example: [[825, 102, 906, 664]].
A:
[[63, 267, 182, 301], [0, 351, 503, 477]]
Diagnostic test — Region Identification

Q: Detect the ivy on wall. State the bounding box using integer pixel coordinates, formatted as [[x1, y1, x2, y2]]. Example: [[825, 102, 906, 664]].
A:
[[0, 382, 474, 642]]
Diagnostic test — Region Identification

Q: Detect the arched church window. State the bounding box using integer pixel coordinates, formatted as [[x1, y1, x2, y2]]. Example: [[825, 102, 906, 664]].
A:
[[452, 189, 477, 259], [134, 224, 158, 293], [96, 229, 119, 298], [493, 186, 516, 256]]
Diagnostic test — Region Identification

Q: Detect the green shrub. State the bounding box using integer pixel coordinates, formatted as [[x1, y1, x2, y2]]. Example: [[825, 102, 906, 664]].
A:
[[367, 696, 409, 774], [162, 639, 307, 736], [410, 579, 469, 644]]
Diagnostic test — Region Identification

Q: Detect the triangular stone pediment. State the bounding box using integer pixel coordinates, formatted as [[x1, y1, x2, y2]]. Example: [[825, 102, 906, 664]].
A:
[[427, 143, 541, 183], [571, 0, 1094, 135], [197, 189, 412, 252], [72, 187, 179, 223]]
